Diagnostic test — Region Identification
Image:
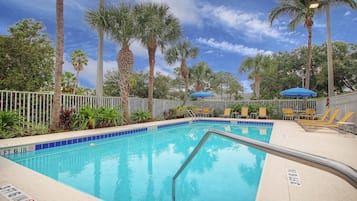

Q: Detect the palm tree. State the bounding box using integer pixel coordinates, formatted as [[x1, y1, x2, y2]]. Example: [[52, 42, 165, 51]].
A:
[[70, 49, 88, 94], [96, 0, 104, 96], [269, 0, 316, 90], [86, 3, 136, 123], [239, 53, 270, 99], [189, 61, 212, 91], [61, 71, 76, 94], [134, 2, 181, 116], [165, 41, 199, 105], [50, 0, 64, 131]]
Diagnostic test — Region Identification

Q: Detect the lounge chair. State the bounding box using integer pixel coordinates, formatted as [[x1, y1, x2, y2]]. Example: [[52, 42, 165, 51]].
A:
[[220, 108, 231, 118], [297, 109, 330, 123], [282, 108, 296, 120], [302, 111, 354, 128], [202, 107, 213, 117], [300, 109, 340, 126], [257, 107, 268, 119], [239, 107, 249, 118], [299, 108, 315, 119]]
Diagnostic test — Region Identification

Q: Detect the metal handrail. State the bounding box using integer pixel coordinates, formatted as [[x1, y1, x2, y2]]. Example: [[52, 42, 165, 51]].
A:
[[185, 109, 196, 118], [172, 129, 357, 201]]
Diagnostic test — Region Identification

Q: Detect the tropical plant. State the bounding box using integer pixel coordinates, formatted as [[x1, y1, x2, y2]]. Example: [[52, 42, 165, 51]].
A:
[[51, 0, 64, 131], [70, 49, 88, 94], [132, 110, 151, 123], [165, 41, 199, 105], [72, 105, 97, 130], [269, 0, 316, 90], [0, 19, 54, 91], [239, 53, 271, 99], [59, 107, 76, 130], [96, 106, 123, 127], [0, 111, 23, 139], [190, 62, 213, 91], [134, 2, 181, 116], [86, 3, 136, 124]]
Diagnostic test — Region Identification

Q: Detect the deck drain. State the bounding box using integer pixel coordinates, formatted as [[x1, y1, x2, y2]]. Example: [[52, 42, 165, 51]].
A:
[[0, 184, 34, 201], [287, 169, 302, 186]]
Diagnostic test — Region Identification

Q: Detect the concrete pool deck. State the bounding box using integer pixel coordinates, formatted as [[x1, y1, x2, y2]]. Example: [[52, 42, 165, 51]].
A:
[[0, 118, 356, 201]]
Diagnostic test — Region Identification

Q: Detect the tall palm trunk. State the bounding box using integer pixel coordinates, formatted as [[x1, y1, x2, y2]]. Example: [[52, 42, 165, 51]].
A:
[[147, 39, 157, 116], [118, 44, 134, 124], [96, 0, 104, 96], [305, 17, 313, 90], [254, 75, 261, 99], [181, 61, 189, 105], [51, 0, 64, 131], [74, 69, 80, 95]]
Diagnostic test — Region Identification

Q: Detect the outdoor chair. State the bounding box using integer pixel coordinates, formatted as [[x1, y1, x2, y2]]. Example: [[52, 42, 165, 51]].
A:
[[220, 108, 231, 118], [302, 111, 354, 128], [282, 108, 296, 120], [300, 109, 340, 126], [299, 108, 315, 119], [202, 107, 213, 117], [239, 107, 249, 118], [257, 107, 268, 119], [296, 109, 330, 123]]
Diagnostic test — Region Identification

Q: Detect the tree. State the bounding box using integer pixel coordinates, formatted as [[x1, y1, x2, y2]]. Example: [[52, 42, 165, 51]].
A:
[[239, 53, 270, 99], [269, 0, 315, 90], [86, 3, 137, 123], [134, 2, 181, 116], [189, 62, 213, 91], [165, 41, 198, 105], [51, 0, 64, 131], [61, 71, 76, 94], [0, 19, 54, 91], [70, 49, 88, 94], [96, 0, 104, 96]]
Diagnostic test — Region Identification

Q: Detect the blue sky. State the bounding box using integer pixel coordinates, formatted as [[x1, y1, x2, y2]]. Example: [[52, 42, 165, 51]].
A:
[[1, 0, 356, 93]]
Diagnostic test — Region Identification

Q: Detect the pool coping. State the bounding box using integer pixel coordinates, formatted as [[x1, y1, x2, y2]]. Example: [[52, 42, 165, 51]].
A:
[[1, 118, 356, 201]]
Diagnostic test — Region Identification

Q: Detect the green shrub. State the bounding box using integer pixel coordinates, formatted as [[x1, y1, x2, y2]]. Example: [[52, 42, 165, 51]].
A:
[[0, 111, 23, 139], [132, 110, 151, 123]]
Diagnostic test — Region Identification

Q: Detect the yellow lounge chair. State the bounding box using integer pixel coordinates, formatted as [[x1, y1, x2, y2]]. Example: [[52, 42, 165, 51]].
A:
[[299, 108, 315, 119], [297, 109, 331, 123], [220, 108, 231, 118], [282, 108, 296, 120], [303, 111, 354, 128], [257, 107, 268, 119], [301, 109, 340, 126], [239, 107, 248, 118], [202, 107, 213, 117]]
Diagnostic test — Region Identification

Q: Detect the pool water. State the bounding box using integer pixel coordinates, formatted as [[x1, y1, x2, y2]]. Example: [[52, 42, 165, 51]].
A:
[[6, 121, 272, 201]]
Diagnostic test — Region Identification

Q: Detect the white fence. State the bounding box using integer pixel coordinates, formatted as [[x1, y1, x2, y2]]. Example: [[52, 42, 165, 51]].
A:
[[1, 90, 356, 127], [0, 90, 182, 127]]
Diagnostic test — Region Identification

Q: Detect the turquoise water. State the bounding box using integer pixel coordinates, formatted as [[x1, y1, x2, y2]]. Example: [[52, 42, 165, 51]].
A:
[[6, 122, 272, 201]]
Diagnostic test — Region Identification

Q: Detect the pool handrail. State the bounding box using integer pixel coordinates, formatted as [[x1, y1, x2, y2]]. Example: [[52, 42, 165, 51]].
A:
[[172, 129, 357, 201]]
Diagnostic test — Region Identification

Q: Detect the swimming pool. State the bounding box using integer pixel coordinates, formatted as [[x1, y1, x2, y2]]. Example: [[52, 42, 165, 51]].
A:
[[5, 120, 273, 201]]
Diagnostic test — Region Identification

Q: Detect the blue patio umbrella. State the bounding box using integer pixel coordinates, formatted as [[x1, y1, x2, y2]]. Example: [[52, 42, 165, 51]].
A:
[[280, 87, 317, 98], [189, 91, 214, 98]]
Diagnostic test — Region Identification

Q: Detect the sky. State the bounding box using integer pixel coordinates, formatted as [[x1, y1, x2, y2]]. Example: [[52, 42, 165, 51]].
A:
[[0, 0, 356, 93]]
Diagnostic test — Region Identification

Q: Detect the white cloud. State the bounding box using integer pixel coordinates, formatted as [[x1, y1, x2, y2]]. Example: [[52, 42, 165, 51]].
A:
[[200, 4, 298, 44], [135, 0, 201, 25], [196, 37, 273, 57], [344, 11, 351, 16]]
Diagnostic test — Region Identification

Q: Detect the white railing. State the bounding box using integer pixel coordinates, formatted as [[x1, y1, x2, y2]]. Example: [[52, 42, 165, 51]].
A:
[[0, 90, 182, 127]]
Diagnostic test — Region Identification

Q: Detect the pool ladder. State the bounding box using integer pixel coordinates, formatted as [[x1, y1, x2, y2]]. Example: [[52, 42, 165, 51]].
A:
[[172, 129, 357, 201], [185, 110, 196, 119]]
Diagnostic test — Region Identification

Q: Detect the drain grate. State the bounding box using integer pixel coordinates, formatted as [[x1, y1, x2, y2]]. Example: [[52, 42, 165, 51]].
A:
[[287, 169, 302, 186], [0, 184, 34, 201]]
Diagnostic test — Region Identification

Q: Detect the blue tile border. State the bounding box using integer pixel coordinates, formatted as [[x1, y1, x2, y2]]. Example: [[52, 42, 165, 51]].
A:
[[34, 127, 148, 151], [157, 121, 189, 129], [8, 119, 274, 154]]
